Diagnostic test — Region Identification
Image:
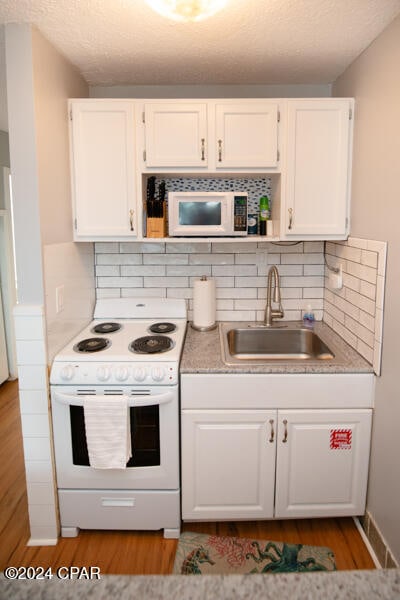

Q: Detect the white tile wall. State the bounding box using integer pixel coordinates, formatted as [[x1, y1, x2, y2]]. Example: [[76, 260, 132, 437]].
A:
[[95, 237, 386, 374], [95, 241, 326, 323], [43, 242, 96, 363], [13, 304, 58, 545], [324, 237, 386, 375]]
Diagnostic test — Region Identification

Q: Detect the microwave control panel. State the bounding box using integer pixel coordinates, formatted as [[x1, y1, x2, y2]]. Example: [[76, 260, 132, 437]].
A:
[[233, 195, 248, 232]]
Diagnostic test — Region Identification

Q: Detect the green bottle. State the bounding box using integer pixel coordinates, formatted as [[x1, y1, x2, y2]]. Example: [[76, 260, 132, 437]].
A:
[[259, 195, 269, 235]]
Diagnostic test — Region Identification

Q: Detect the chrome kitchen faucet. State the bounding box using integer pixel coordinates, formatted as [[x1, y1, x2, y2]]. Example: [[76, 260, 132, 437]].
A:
[[264, 266, 284, 327]]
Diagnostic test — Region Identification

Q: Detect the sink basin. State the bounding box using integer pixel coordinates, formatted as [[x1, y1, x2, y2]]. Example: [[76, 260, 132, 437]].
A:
[[220, 324, 334, 364]]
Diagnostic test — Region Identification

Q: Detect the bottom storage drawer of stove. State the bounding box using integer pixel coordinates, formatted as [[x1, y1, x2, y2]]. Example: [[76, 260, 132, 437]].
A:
[[58, 489, 180, 532]]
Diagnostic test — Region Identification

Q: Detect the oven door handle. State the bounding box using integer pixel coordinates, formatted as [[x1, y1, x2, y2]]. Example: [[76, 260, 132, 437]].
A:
[[53, 391, 175, 408]]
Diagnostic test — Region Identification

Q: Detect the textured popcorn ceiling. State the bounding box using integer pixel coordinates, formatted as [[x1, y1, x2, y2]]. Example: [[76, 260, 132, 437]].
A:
[[0, 0, 400, 86]]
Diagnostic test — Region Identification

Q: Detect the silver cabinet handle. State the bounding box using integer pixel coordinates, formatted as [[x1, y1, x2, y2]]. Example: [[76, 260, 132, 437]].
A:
[[282, 419, 288, 443], [129, 209, 135, 232], [288, 208, 293, 230], [269, 419, 275, 443], [201, 138, 205, 161], [218, 139, 222, 162]]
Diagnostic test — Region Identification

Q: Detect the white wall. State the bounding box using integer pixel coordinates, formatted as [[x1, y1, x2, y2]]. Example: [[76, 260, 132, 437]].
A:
[[90, 83, 332, 99], [5, 23, 94, 544], [333, 13, 400, 562], [30, 27, 95, 360], [5, 24, 44, 306], [0, 26, 8, 132]]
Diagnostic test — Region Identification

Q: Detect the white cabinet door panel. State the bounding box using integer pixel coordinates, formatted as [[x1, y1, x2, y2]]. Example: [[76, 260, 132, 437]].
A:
[[145, 103, 207, 167], [71, 101, 136, 238], [275, 409, 372, 518], [182, 410, 276, 520], [284, 100, 351, 237], [215, 103, 278, 168]]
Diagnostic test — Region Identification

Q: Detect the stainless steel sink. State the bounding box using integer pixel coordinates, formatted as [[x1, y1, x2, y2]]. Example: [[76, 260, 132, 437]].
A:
[[220, 323, 334, 364]]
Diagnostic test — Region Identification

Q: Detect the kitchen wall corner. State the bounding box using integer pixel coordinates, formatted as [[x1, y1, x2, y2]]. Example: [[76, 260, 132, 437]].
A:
[[323, 237, 386, 375]]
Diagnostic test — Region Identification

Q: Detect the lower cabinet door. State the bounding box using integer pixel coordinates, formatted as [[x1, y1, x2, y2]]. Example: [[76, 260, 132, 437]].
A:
[[275, 409, 372, 518], [181, 410, 277, 520]]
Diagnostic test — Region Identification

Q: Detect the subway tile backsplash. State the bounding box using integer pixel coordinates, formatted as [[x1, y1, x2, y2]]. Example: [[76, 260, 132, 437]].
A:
[[323, 237, 386, 375], [95, 241, 325, 323], [95, 236, 386, 375]]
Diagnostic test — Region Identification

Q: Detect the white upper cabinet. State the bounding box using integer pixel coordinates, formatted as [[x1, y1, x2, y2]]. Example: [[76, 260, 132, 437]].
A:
[[70, 100, 137, 240], [144, 103, 208, 168], [68, 97, 354, 241], [282, 99, 353, 239], [215, 102, 279, 168]]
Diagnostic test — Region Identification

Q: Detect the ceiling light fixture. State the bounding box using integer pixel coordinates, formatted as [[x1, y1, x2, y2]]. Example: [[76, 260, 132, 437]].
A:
[[145, 0, 227, 22]]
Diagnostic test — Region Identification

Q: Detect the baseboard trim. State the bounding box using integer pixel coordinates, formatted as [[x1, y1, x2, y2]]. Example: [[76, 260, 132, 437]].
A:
[[353, 516, 382, 568], [27, 538, 58, 546]]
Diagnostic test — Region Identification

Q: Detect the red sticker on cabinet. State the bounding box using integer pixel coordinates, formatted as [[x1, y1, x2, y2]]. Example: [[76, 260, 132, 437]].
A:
[[330, 429, 352, 449]]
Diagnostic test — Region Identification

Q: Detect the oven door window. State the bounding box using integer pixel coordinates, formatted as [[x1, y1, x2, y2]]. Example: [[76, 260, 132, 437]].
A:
[[70, 406, 160, 467]]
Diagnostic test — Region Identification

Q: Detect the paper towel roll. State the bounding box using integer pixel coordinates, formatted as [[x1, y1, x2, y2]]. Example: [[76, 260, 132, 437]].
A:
[[192, 276, 216, 330]]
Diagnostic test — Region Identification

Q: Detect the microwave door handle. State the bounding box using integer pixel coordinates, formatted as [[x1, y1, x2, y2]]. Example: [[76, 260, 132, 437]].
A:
[[53, 390, 174, 408]]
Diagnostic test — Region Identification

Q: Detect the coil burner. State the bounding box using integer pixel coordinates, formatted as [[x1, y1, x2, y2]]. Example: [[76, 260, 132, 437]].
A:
[[91, 322, 122, 334], [129, 335, 173, 354], [149, 322, 177, 334], [73, 338, 111, 353]]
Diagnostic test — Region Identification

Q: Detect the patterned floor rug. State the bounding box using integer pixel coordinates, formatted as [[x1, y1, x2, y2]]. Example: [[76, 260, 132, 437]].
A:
[[173, 531, 337, 575]]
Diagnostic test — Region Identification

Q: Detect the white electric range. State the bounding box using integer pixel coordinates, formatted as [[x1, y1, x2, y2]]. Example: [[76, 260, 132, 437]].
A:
[[50, 297, 187, 539]]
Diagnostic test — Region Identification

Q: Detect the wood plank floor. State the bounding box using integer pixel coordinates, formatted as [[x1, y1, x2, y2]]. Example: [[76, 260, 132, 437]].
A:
[[0, 379, 375, 574]]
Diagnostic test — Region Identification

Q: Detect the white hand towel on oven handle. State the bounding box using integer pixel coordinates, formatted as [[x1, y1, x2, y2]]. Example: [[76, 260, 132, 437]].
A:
[[83, 395, 132, 469]]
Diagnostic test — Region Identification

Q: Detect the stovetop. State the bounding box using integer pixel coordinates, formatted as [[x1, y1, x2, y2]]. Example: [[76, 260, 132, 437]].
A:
[[50, 298, 187, 386], [56, 318, 186, 363]]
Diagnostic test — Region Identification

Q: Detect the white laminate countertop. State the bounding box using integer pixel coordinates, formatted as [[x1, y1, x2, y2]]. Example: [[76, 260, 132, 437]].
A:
[[180, 321, 374, 375]]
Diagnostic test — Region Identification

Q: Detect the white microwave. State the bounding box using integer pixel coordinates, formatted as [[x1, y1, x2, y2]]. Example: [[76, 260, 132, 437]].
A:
[[168, 191, 248, 237]]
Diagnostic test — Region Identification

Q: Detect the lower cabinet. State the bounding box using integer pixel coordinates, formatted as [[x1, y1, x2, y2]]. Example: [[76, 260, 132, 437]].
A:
[[181, 408, 372, 521], [181, 410, 276, 520]]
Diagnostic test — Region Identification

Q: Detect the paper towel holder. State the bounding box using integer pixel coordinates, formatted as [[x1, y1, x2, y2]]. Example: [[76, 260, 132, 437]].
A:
[[191, 275, 218, 332]]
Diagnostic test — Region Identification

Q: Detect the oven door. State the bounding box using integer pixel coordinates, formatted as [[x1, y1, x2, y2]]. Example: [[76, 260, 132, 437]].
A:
[[51, 385, 179, 490]]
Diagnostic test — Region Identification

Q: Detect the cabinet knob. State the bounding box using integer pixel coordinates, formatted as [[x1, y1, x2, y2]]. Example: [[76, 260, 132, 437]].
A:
[[269, 419, 275, 443], [218, 139, 222, 162], [201, 138, 205, 161], [129, 209, 135, 231], [282, 419, 288, 443]]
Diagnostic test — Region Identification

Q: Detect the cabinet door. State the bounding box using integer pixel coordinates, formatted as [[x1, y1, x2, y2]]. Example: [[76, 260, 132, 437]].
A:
[[181, 410, 276, 520], [144, 103, 207, 167], [275, 409, 372, 518], [215, 103, 278, 168], [71, 101, 136, 238], [284, 99, 352, 237]]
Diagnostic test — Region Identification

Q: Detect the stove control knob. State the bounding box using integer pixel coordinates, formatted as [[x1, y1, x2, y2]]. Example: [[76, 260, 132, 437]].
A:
[[115, 366, 129, 382], [97, 366, 111, 382], [60, 365, 75, 381], [133, 367, 147, 382], [151, 367, 166, 382]]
